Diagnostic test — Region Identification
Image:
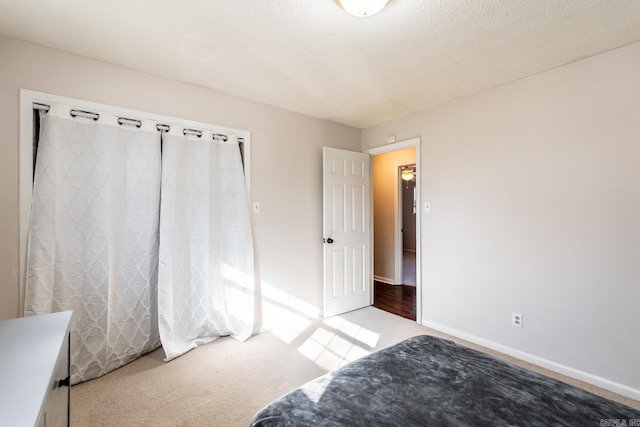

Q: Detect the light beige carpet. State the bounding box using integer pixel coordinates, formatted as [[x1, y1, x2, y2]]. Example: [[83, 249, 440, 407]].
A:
[[71, 307, 639, 426]]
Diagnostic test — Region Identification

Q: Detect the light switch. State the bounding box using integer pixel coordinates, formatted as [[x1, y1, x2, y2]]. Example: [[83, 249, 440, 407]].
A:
[[253, 202, 260, 214], [424, 201, 431, 213]]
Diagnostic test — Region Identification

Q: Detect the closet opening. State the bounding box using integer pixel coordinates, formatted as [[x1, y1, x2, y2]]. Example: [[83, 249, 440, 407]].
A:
[[19, 89, 255, 384]]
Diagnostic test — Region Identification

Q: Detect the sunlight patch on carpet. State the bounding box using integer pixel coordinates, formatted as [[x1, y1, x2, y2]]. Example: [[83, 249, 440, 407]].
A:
[[323, 317, 379, 348], [296, 317, 379, 371], [261, 281, 317, 343]]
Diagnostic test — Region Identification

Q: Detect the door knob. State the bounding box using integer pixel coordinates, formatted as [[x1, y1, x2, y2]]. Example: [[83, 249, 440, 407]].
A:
[[326, 238, 334, 244]]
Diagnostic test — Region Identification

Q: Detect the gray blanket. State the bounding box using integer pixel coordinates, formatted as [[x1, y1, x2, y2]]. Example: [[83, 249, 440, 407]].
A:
[[250, 335, 640, 426]]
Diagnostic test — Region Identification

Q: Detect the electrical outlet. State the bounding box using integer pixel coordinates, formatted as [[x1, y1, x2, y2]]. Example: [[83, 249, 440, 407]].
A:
[[512, 313, 523, 328]]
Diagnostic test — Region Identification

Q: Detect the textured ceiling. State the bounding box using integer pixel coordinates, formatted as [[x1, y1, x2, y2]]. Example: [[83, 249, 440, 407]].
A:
[[1, 0, 640, 128]]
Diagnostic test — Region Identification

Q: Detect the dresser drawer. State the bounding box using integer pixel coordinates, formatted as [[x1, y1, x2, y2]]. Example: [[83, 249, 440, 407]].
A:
[[0, 311, 72, 427]]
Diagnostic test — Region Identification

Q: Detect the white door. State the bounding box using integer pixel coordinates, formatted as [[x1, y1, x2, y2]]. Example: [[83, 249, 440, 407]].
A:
[[322, 147, 371, 317]]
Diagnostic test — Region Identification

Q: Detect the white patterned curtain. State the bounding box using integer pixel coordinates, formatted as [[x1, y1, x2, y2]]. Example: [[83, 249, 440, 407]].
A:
[[158, 132, 254, 361], [25, 107, 162, 384]]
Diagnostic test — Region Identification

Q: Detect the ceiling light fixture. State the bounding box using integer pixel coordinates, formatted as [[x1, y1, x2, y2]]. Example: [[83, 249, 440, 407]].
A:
[[338, 0, 390, 17], [401, 167, 415, 181]]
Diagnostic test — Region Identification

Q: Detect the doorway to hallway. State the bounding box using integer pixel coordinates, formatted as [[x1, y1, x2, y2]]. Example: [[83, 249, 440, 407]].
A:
[[371, 148, 417, 320]]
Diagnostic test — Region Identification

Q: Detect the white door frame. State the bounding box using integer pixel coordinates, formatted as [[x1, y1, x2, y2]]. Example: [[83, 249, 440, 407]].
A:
[[366, 137, 421, 324]]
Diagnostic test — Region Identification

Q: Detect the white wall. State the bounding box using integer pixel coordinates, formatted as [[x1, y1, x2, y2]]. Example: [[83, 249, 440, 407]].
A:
[[0, 36, 361, 327], [364, 41, 640, 397]]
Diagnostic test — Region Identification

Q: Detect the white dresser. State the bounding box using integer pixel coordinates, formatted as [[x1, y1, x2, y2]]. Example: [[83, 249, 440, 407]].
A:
[[0, 311, 72, 427]]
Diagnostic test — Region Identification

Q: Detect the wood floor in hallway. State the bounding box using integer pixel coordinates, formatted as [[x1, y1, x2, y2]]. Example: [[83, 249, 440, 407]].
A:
[[373, 281, 416, 321]]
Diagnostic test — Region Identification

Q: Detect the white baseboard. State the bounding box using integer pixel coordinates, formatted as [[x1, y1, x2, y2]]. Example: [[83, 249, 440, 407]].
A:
[[373, 275, 395, 285], [422, 319, 640, 401]]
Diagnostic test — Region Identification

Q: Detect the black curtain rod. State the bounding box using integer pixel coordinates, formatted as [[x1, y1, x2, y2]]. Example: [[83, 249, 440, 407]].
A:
[[33, 102, 244, 142]]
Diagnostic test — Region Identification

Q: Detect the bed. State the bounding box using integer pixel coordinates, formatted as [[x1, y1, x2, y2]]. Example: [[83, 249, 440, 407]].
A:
[[250, 335, 640, 426]]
